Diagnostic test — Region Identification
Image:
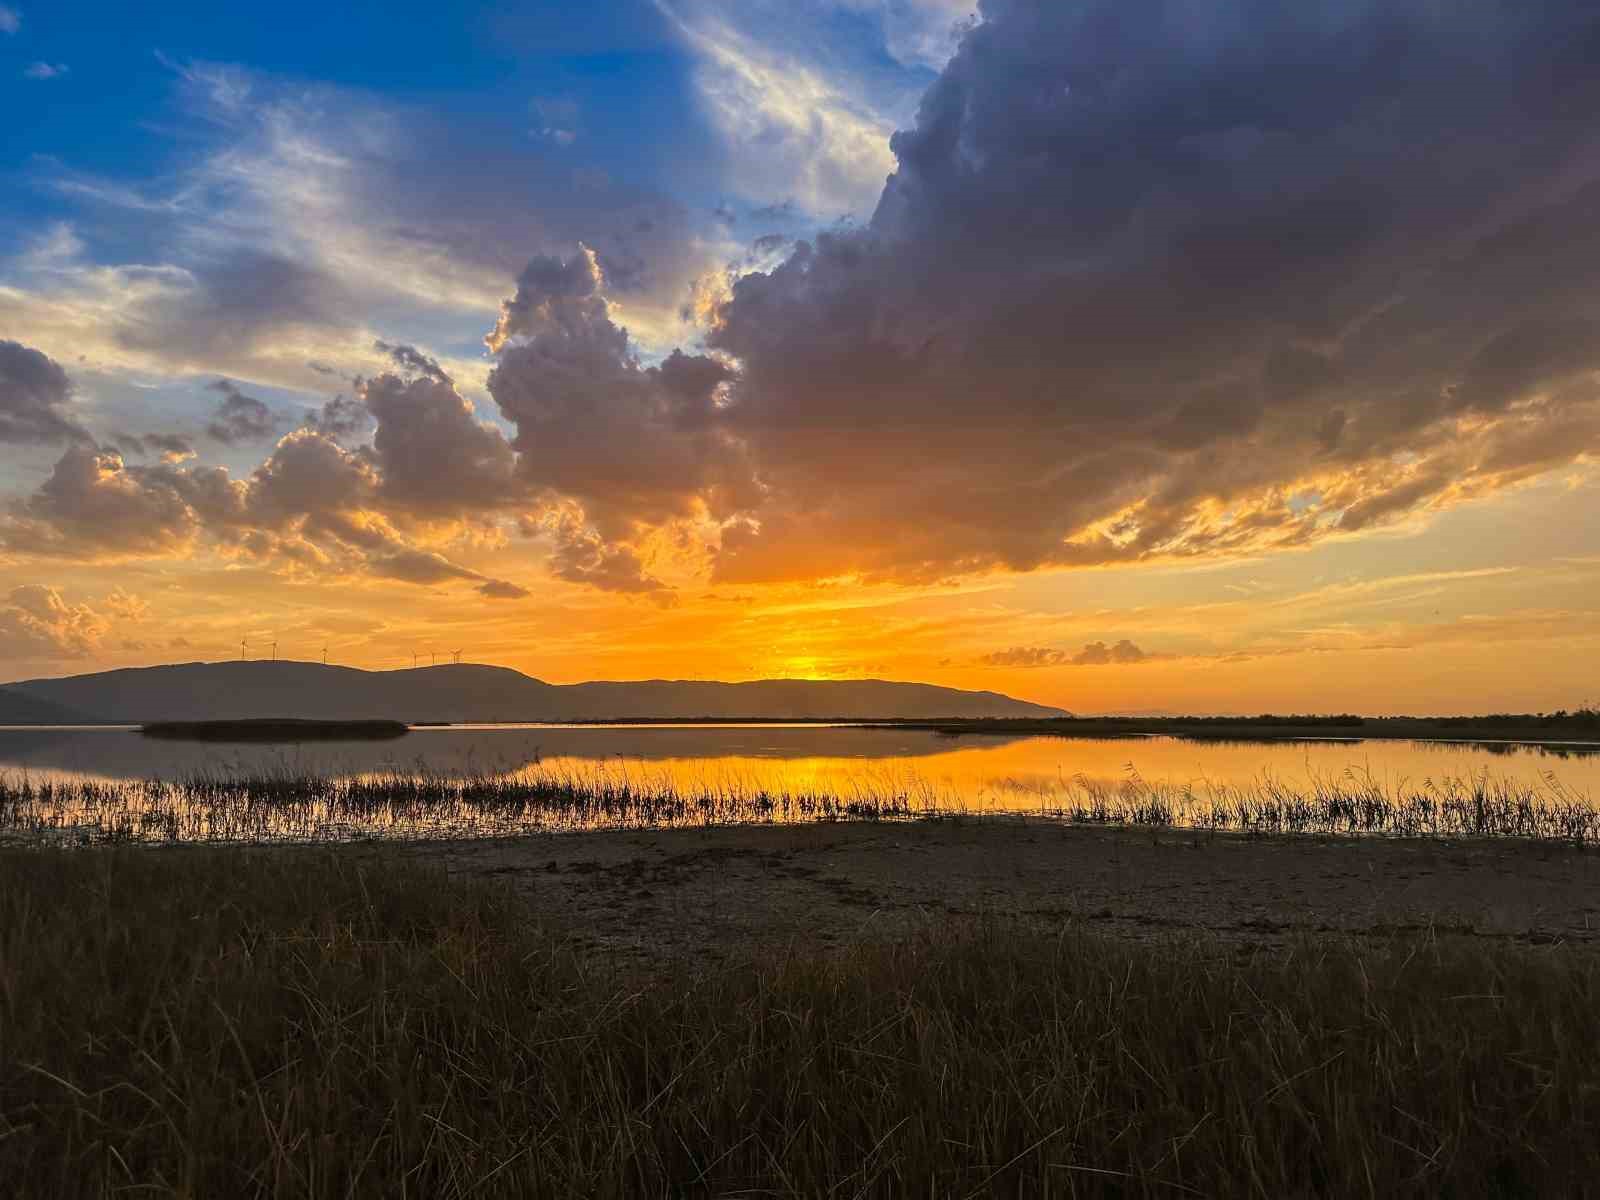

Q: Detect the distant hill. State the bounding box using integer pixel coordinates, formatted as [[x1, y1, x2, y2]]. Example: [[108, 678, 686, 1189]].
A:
[[2, 661, 1068, 724], [0, 686, 99, 725]]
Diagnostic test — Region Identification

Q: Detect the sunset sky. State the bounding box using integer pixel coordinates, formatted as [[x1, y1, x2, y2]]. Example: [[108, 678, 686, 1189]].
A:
[[3, 0, 1599, 713]]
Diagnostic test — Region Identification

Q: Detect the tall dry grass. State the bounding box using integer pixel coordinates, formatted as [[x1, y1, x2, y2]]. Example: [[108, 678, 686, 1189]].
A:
[[3, 845, 1598, 1196]]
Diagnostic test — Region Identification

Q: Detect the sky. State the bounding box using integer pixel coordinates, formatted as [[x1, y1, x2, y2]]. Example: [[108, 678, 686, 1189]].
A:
[[2, 0, 1599, 714]]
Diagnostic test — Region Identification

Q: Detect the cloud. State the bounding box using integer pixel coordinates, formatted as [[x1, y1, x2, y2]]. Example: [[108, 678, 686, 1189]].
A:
[[22, 62, 67, 80], [516, 506, 673, 599], [204, 380, 277, 444], [0, 341, 86, 444], [111, 431, 196, 463], [657, 2, 900, 218], [0, 6, 17, 35], [0, 431, 528, 602], [301, 394, 370, 441], [2, 58, 723, 393], [477, 579, 530, 600], [0, 586, 110, 660], [5, 445, 199, 557], [981, 640, 1152, 668], [360, 344, 520, 516], [485, 249, 755, 543], [639, 0, 1600, 582]]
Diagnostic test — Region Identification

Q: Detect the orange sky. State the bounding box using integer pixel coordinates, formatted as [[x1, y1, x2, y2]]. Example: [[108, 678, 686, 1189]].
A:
[[6, 466, 1597, 715]]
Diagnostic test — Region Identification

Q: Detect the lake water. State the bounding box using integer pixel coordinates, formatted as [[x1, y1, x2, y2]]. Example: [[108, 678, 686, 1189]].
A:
[[2, 723, 1596, 832]]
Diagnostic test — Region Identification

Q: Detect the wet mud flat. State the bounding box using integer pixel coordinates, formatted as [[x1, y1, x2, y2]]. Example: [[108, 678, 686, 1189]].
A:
[[406, 816, 1600, 969]]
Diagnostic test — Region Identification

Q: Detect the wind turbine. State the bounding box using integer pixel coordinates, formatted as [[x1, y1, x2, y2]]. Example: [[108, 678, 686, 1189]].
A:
[[412, 650, 419, 669], [430, 650, 437, 666], [321, 646, 328, 665], [271, 641, 278, 662], [240, 637, 248, 661], [452, 649, 462, 665]]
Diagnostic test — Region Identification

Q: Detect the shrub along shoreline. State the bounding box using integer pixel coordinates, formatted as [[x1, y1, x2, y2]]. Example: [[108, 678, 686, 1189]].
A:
[[3, 845, 1597, 1197]]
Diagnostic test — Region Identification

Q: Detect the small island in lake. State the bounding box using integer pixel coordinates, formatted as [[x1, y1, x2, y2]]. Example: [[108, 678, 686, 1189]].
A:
[[140, 718, 410, 742]]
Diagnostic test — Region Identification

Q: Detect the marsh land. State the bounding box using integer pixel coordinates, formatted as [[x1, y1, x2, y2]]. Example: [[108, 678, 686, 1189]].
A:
[[5, 723, 1599, 1195]]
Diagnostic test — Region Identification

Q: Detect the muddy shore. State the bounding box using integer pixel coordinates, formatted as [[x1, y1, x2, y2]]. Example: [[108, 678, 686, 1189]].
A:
[[393, 818, 1600, 969]]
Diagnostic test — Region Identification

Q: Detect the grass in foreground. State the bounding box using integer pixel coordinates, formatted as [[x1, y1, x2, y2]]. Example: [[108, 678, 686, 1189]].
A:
[[3, 847, 1598, 1197]]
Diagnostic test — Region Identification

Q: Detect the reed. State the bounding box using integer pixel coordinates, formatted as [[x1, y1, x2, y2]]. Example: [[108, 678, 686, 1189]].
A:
[[3, 761, 1595, 845]]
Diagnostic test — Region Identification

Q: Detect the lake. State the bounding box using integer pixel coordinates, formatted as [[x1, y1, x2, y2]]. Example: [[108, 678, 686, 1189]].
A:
[[2, 723, 1597, 844]]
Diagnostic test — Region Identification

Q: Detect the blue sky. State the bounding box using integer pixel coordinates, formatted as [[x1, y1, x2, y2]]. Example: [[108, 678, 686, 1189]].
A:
[[0, 0, 958, 478]]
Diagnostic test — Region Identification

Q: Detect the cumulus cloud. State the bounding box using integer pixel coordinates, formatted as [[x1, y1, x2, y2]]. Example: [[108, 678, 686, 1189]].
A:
[[204, 380, 277, 444], [531, 508, 672, 597], [0, 340, 85, 444], [0, 586, 110, 659], [981, 640, 1151, 668], [486, 248, 754, 554], [14, 1, 1600, 609], [648, 0, 1600, 582], [1, 431, 528, 598], [356, 342, 521, 516], [5, 445, 199, 557]]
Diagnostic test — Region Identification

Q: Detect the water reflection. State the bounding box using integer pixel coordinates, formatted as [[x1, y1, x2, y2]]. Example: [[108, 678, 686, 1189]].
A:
[[2, 723, 1596, 801]]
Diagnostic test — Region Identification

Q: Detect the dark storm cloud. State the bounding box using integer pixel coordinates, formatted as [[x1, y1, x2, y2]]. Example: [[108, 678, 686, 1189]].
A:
[[205, 380, 277, 444], [548, 0, 1600, 584], [0, 341, 86, 444], [486, 249, 755, 547], [360, 343, 520, 516]]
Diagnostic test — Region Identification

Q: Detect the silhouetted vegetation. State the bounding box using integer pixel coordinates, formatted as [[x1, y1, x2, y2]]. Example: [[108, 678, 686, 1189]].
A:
[[1, 761, 1595, 845], [141, 719, 410, 742], [884, 708, 1600, 743], [3, 847, 1596, 1196]]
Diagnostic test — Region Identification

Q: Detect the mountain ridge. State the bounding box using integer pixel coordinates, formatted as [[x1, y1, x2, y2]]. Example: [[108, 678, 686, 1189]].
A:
[[2, 661, 1068, 723], [0, 687, 99, 726]]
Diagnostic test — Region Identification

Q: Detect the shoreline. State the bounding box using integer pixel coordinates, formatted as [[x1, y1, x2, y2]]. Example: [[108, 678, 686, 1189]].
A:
[[392, 817, 1600, 968]]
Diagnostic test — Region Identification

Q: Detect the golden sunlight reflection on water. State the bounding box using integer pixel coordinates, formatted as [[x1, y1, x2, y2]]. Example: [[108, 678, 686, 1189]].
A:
[[2, 724, 1596, 805]]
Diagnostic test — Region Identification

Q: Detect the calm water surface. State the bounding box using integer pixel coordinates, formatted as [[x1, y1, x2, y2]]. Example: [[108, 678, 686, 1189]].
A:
[[3, 723, 1597, 808]]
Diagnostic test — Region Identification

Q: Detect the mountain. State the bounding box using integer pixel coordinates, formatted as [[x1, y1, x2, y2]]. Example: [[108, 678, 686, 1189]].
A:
[[0, 686, 100, 725], [3, 661, 1068, 723]]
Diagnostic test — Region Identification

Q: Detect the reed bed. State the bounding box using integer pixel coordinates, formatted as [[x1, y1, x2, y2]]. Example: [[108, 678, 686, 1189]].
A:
[[1, 760, 1595, 845], [0, 763, 943, 845], [1046, 766, 1600, 844], [3, 846, 1598, 1197]]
